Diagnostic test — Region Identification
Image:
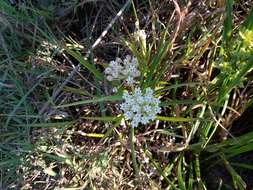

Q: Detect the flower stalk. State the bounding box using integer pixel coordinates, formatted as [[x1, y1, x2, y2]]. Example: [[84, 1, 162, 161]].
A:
[[130, 126, 139, 182]]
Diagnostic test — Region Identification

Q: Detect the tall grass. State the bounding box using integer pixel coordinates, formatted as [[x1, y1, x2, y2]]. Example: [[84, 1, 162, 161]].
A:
[[1, 0, 253, 189]]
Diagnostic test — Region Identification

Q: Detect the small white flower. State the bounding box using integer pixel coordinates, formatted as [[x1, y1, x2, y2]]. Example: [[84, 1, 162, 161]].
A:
[[104, 67, 111, 74], [124, 55, 131, 62], [120, 87, 161, 128], [125, 111, 133, 120], [132, 104, 141, 113], [104, 55, 140, 86], [143, 105, 152, 113], [115, 57, 122, 63], [133, 87, 142, 97], [135, 30, 147, 43], [112, 87, 118, 93], [126, 76, 135, 86], [106, 75, 113, 81]]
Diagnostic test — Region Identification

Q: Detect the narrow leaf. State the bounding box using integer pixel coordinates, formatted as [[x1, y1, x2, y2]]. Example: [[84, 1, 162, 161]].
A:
[[64, 47, 103, 80], [56, 95, 122, 108]]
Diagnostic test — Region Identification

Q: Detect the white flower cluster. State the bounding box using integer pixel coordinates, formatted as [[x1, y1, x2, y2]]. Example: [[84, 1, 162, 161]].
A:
[[104, 55, 140, 86], [135, 30, 146, 42], [120, 87, 161, 128]]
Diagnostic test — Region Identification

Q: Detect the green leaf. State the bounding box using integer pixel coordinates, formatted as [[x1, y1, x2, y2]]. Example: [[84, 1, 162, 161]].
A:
[[231, 163, 253, 170], [226, 143, 253, 158], [4, 75, 45, 128], [242, 7, 253, 30], [145, 39, 169, 87], [187, 161, 193, 190], [177, 155, 186, 190], [64, 86, 93, 97], [221, 154, 246, 190], [82, 116, 122, 122], [0, 159, 21, 167], [223, 0, 233, 43], [56, 94, 122, 108], [78, 132, 105, 138], [156, 116, 196, 122], [145, 148, 175, 187], [15, 121, 75, 128], [64, 47, 103, 81]]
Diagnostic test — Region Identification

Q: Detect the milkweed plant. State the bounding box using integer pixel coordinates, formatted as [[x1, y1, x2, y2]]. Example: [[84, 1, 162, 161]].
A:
[[120, 87, 161, 128], [104, 31, 161, 129], [103, 29, 164, 179]]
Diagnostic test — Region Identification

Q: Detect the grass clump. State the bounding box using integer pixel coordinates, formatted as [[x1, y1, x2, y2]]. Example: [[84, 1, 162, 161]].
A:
[[1, 0, 253, 189]]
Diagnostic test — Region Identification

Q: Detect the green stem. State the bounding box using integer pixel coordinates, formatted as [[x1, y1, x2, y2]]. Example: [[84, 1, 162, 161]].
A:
[[131, 0, 139, 30], [195, 154, 205, 190], [130, 126, 139, 181]]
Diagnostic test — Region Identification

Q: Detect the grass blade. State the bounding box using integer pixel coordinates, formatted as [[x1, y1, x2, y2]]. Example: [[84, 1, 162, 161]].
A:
[[55, 94, 122, 108], [223, 0, 233, 44], [64, 47, 103, 81], [156, 116, 196, 122]]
